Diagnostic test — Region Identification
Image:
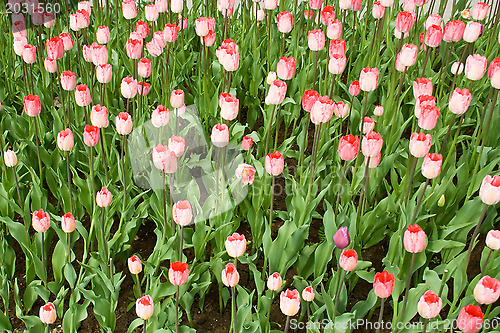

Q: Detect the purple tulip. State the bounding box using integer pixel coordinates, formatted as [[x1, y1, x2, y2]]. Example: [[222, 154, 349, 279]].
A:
[[334, 227, 350, 249]]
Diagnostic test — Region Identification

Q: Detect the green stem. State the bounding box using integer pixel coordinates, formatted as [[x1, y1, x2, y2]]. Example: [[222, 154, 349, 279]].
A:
[[409, 179, 429, 226], [269, 176, 275, 229], [480, 248, 493, 279], [375, 298, 385, 333], [404, 156, 417, 205], [232, 286, 237, 333], [399, 252, 416, 324], [464, 205, 488, 272], [333, 269, 346, 320]]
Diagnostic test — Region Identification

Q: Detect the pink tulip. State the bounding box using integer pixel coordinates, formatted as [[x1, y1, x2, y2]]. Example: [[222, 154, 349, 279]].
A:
[[418, 105, 439, 130], [463, 21, 483, 43], [137, 58, 152, 78], [138, 82, 149, 97], [329, 39, 346, 57], [216, 39, 239, 72], [417, 290, 442, 319], [402, 0, 415, 12], [44, 58, 57, 73], [59, 33, 74, 50], [169, 261, 189, 285], [96, 26, 110, 44], [302, 89, 320, 112], [276, 57, 296, 80], [151, 105, 169, 127], [57, 129, 74, 151], [46, 37, 64, 60], [280, 289, 301, 316], [135, 21, 149, 39], [328, 54, 347, 74], [242, 136, 253, 150], [465, 54, 487, 81], [211, 123, 229, 148], [409, 133, 431, 158], [457, 305, 484, 333], [373, 271, 394, 298], [83, 125, 100, 147], [338, 134, 359, 161], [398, 43, 417, 67], [4, 150, 17, 167], [361, 117, 375, 134], [96, 64, 112, 84], [395, 54, 407, 72], [265, 79, 287, 105], [320, 6, 335, 25], [327, 20, 343, 39], [308, 29, 325, 51], [488, 58, 500, 89], [96, 187, 112, 207], [76, 9, 90, 28], [404, 224, 427, 253], [425, 14, 442, 30], [39, 302, 56, 324], [396, 11, 415, 33], [334, 101, 349, 118], [122, 0, 137, 19], [23, 94, 41, 117], [172, 200, 193, 226], [267, 272, 282, 290], [311, 96, 334, 125], [235, 163, 256, 185], [128, 254, 142, 274], [218, 92, 239, 121], [361, 131, 383, 157], [136, 295, 154, 320], [163, 24, 179, 43], [170, 89, 185, 109], [22, 44, 36, 63], [366, 152, 381, 168], [479, 175, 500, 205], [415, 95, 436, 118], [277, 11, 293, 33], [380, 0, 393, 6], [372, 1, 385, 19], [32, 209, 50, 233], [486, 230, 500, 250], [202, 30, 216, 46], [472, 2, 489, 21], [349, 80, 361, 96], [421, 153, 442, 179], [44, 13, 55, 28], [263, 0, 278, 10], [425, 25, 443, 47], [91, 105, 109, 128], [121, 77, 138, 99], [302, 286, 315, 302], [221, 263, 239, 287], [451, 62, 464, 75], [195, 17, 215, 37], [13, 36, 27, 56], [339, 249, 358, 271], [167, 136, 184, 157], [75, 84, 91, 107], [225, 232, 246, 258], [146, 38, 163, 57], [374, 105, 384, 116], [265, 151, 284, 176], [413, 78, 433, 98], [116, 112, 133, 135], [145, 4, 159, 21], [474, 276, 500, 305], [91, 44, 108, 66], [449, 88, 471, 115], [152, 145, 177, 173], [171, 0, 183, 13], [443, 20, 465, 42], [61, 212, 75, 233], [126, 38, 142, 59]]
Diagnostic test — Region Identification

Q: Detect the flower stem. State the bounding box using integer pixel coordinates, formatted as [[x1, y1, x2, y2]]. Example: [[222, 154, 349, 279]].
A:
[[176, 285, 180, 333], [33, 117, 43, 183], [178, 225, 184, 261], [231, 286, 237, 333], [335, 160, 348, 214], [307, 123, 322, 199], [284, 316, 291, 333], [121, 135, 127, 214], [423, 318, 429, 333], [134, 273, 142, 297], [480, 248, 493, 279], [269, 176, 275, 229], [399, 252, 416, 324], [12, 167, 22, 211], [333, 269, 346, 320], [465, 205, 488, 272], [409, 179, 429, 226], [404, 156, 417, 205], [375, 298, 385, 333], [264, 105, 277, 156], [66, 151, 73, 212], [41, 232, 46, 286]]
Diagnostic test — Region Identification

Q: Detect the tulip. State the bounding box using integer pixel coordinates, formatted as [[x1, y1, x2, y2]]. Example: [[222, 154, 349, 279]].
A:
[[4, 150, 17, 167], [395, 54, 407, 72], [46, 37, 64, 60], [327, 20, 342, 39], [265, 151, 284, 176], [195, 17, 215, 37], [413, 78, 432, 98], [302, 90, 320, 112], [56, 129, 74, 152], [465, 54, 487, 81], [122, 0, 137, 19], [402, 0, 415, 12], [241, 136, 253, 150], [471, 2, 489, 21], [361, 117, 375, 134], [152, 105, 169, 127], [421, 153, 442, 179], [61, 212, 75, 233], [308, 30, 325, 51], [169, 261, 189, 285], [280, 289, 301, 317], [163, 24, 179, 43], [44, 58, 57, 73], [126, 38, 142, 59], [443, 20, 465, 42], [409, 133, 431, 158], [44, 13, 55, 28], [82, 44, 93, 62], [488, 58, 500, 89], [168, 136, 185, 157], [263, 0, 278, 10], [219, 93, 239, 121], [339, 0, 351, 9], [396, 11, 415, 33], [373, 271, 395, 298], [216, 39, 240, 72], [136, 295, 154, 320], [418, 105, 439, 130], [474, 276, 500, 304], [59, 33, 73, 50], [425, 25, 443, 47], [170, 89, 185, 109], [463, 21, 483, 43], [277, 11, 293, 33], [137, 58, 152, 78], [302, 287, 315, 302], [96, 64, 112, 84], [225, 232, 246, 258], [121, 77, 138, 99], [399, 43, 417, 67], [96, 26, 110, 44], [172, 200, 193, 226], [276, 57, 296, 80], [32, 209, 50, 233], [221, 263, 239, 287], [96, 187, 112, 207], [235, 163, 256, 185], [339, 249, 358, 271], [374, 105, 384, 116], [372, 1, 385, 19], [403, 224, 426, 253], [39, 302, 56, 324], [328, 54, 347, 74], [366, 152, 381, 168], [13, 36, 27, 56], [329, 39, 346, 56], [311, 96, 334, 125], [267, 272, 282, 290], [451, 62, 464, 75], [486, 230, 500, 250], [425, 14, 442, 30], [146, 38, 163, 57], [202, 31, 216, 46], [91, 105, 109, 128], [320, 6, 335, 25], [479, 175, 500, 205], [415, 95, 436, 118], [22, 44, 36, 63], [211, 123, 229, 148], [83, 125, 100, 147], [115, 112, 132, 135], [449, 88, 471, 115], [265, 79, 287, 105], [457, 305, 483, 333], [380, 0, 393, 6], [75, 85, 91, 107], [349, 80, 361, 96], [128, 254, 143, 275], [338, 135, 359, 161], [145, 4, 158, 21], [361, 131, 383, 157], [23, 94, 41, 117], [333, 101, 349, 118], [417, 290, 442, 319]]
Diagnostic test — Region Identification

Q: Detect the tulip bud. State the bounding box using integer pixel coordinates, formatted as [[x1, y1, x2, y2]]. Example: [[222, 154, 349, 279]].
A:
[[277, 11, 293, 33], [172, 200, 193, 226], [128, 254, 143, 274], [302, 90, 320, 112], [276, 56, 296, 80], [211, 123, 229, 148], [4, 150, 17, 167], [169, 261, 189, 285], [479, 175, 500, 205], [417, 290, 442, 319], [61, 212, 75, 233], [421, 153, 442, 179], [338, 135, 359, 161], [152, 105, 169, 127], [361, 131, 383, 157], [136, 295, 154, 320], [91, 105, 109, 128], [39, 302, 57, 324], [409, 133, 432, 158], [280, 289, 301, 317], [302, 286, 315, 302], [241, 136, 253, 150], [225, 232, 246, 258], [465, 54, 487, 81], [265, 151, 285, 176], [403, 224, 427, 253], [308, 29, 325, 51], [221, 263, 239, 287], [267, 272, 282, 290], [83, 125, 100, 147], [96, 187, 112, 207], [373, 271, 395, 298], [32, 209, 50, 233], [486, 230, 500, 250], [327, 20, 342, 39], [339, 249, 358, 271], [75, 85, 91, 107], [23, 94, 41, 117], [348, 80, 361, 96]]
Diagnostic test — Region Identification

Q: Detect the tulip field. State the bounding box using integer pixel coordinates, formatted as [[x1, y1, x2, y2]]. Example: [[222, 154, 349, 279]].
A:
[[2, 0, 500, 331]]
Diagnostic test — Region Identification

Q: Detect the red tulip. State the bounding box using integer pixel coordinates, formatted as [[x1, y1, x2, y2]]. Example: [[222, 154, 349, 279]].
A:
[[46, 37, 64, 60], [320, 6, 335, 25], [302, 89, 319, 112], [457, 305, 483, 333], [415, 95, 436, 118]]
